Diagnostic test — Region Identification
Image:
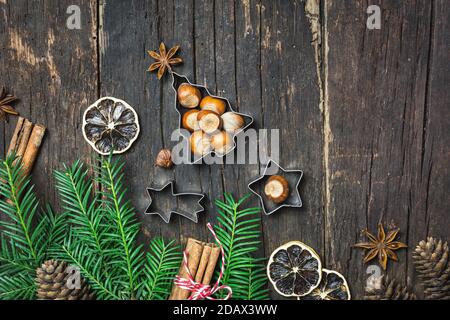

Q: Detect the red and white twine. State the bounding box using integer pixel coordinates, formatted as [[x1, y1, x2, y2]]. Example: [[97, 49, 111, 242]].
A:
[[174, 222, 232, 300]]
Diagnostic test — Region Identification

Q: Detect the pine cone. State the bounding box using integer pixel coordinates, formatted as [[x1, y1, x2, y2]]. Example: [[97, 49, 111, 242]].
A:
[[364, 275, 416, 300], [413, 237, 450, 300], [36, 260, 95, 300]]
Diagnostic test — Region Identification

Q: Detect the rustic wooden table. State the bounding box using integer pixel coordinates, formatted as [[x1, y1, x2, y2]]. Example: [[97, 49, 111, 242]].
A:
[[1, 0, 449, 299]]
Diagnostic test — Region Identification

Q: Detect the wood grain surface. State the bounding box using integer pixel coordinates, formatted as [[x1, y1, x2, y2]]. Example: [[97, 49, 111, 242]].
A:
[[1, 0, 449, 299]]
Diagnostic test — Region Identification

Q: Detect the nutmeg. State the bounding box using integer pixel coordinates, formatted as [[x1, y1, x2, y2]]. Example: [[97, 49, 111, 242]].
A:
[[210, 131, 234, 155], [199, 96, 226, 115], [182, 109, 200, 132], [197, 110, 222, 134], [177, 83, 202, 109], [221, 112, 244, 134], [155, 148, 173, 168], [264, 175, 289, 204], [190, 131, 212, 156]]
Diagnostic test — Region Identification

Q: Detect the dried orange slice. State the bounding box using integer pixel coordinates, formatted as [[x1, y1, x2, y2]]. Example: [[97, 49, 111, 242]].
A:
[[82, 97, 140, 155], [302, 269, 351, 300], [267, 241, 322, 297]]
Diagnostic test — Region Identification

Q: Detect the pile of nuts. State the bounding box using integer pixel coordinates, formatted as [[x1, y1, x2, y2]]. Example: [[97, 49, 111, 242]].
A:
[[177, 83, 245, 156]]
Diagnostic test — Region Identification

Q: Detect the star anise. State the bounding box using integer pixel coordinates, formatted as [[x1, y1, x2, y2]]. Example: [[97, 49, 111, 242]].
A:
[[0, 86, 19, 122], [354, 223, 407, 270], [147, 42, 183, 80]]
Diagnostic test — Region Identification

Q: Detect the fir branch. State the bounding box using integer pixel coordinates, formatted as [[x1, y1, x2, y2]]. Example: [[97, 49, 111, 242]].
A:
[[0, 156, 39, 263], [143, 238, 181, 300], [57, 236, 120, 300], [54, 161, 107, 259], [0, 155, 71, 300], [96, 155, 144, 298], [246, 263, 270, 300], [214, 193, 269, 300], [39, 205, 68, 256], [0, 273, 35, 300], [0, 236, 35, 278]]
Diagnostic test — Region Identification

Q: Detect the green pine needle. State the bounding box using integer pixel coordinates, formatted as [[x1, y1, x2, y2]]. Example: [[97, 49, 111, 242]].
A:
[[52, 155, 180, 300], [214, 193, 269, 300], [95, 154, 144, 298], [54, 161, 108, 266], [0, 155, 62, 300], [143, 238, 182, 300], [57, 234, 121, 300], [0, 273, 35, 300], [0, 156, 40, 264], [1, 155, 270, 301]]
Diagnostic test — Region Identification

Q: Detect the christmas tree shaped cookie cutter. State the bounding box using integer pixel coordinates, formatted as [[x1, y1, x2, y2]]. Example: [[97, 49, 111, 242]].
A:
[[146, 43, 254, 164], [171, 72, 254, 164], [145, 180, 205, 223], [247, 159, 303, 215]]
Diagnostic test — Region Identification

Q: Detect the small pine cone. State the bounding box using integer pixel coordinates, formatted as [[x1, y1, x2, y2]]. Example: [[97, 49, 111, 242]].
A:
[[364, 275, 416, 300], [413, 237, 450, 300], [36, 260, 95, 300]]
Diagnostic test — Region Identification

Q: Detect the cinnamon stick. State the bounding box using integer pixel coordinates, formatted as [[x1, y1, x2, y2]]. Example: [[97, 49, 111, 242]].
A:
[[6, 117, 46, 175], [8, 117, 33, 157], [194, 244, 211, 283], [201, 245, 221, 285], [21, 124, 45, 176], [188, 244, 211, 298], [169, 238, 204, 300], [7, 116, 25, 155], [16, 119, 33, 158]]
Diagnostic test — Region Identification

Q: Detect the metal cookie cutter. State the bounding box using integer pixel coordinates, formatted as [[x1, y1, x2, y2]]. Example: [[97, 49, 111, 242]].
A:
[[247, 159, 303, 215], [145, 181, 205, 223], [171, 72, 254, 164]]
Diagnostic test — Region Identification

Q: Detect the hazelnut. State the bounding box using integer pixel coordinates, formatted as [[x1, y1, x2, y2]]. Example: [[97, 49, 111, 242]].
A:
[[177, 83, 202, 108], [197, 110, 222, 134], [155, 148, 173, 168], [210, 131, 234, 155], [264, 175, 289, 204], [182, 109, 200, 132], [190, 131, 212, 156], [199, 96, 226, 115], [221, 112, 245, 134]]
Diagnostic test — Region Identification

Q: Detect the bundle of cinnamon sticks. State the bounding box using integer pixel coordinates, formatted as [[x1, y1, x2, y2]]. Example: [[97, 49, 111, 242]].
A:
[[169, 238, 221, 300], [7, 116, 46, 176]]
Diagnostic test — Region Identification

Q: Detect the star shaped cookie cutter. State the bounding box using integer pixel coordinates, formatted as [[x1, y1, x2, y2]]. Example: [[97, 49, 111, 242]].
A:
[[171, 72, 254, 164], [145, 181, 205, 223], [247, 159, 303, 215]]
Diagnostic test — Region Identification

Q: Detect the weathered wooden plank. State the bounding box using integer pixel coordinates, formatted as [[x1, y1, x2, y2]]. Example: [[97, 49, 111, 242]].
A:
[[171, 0, 215, 242], [0, 0, 97, 205], [259, 0, 324, 298], [168, 0, 209, 242], [2, 0, 448, 302], [233, 0, 265, 263], [213, 0, 249, 243], [324, 0, 450, 299], [100, 0, 166, 242], [232, 0, 261, 201], [420, 0, 450, 241]]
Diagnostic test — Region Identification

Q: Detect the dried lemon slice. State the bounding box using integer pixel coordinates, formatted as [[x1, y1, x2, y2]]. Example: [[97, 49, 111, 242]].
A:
[[302, 269, 351, 300], [267, 241, 322, 297], [82, 97, 140, 155]]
